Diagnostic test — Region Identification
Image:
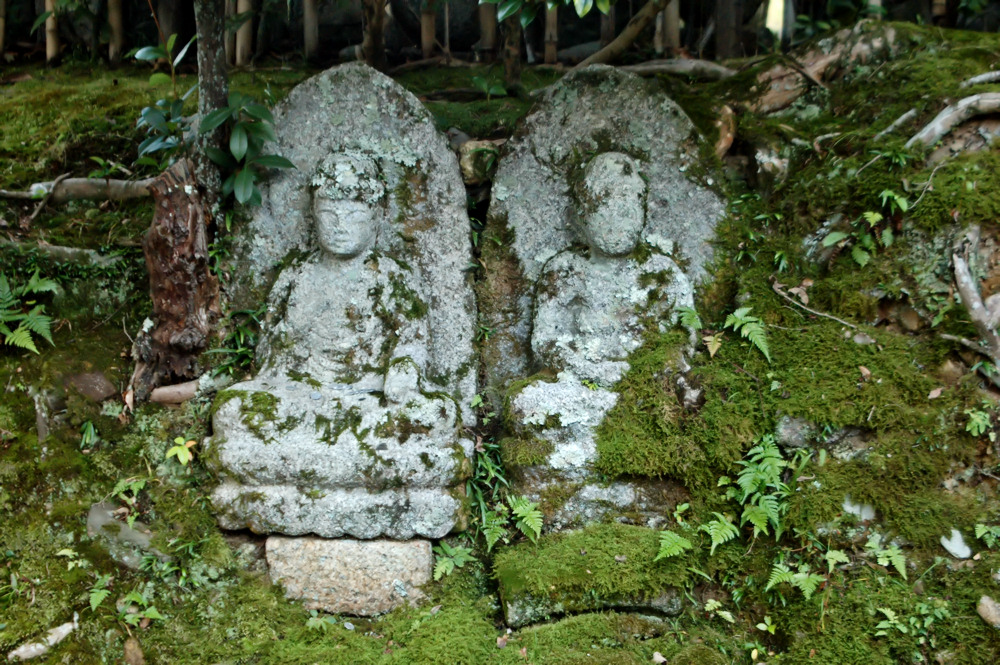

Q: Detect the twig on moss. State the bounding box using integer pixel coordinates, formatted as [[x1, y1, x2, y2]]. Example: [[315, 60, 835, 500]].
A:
[[771, 280, 858, 330], [960, 71, 1000, 88], [911, 161, 946, 209], [873, 108, 916, 140], [27, 173, 70, 225]]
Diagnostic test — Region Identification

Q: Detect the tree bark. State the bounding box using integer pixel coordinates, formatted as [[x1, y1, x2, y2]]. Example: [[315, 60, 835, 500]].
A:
[[600, 5, 615, 46], [575, 0, 670, 69], [479, 3, 496, 60], [1, 0, 9, 56], [193, 0, 229, 210], [361, 0, 387, 70], [127, 159, 221, 403], [544, 7, 557, 64], [303, 0, 318, 60], [108, 0, 123, 64], [501, 14, 522, 88], [420, 0, 436, 59], [235, 0, 252, 66], [715, 0, 743, 59], [44, 0, 59, 64]]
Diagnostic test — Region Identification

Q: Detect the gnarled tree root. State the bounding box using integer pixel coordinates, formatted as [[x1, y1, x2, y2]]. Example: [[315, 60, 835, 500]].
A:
[[906, 93, 1000, 149]]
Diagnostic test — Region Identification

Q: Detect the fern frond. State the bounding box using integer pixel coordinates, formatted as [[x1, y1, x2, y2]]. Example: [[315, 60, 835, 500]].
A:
[[677, 306, 703, 330], [23, 270, 59, 295], [433, 557, 453, 581], [700, 513, 738, 555], [824, 548, 849, 573], [765, 563, 794, 591], [89, 588, 111, 612], [509, 495, 543, 543], [741, 503, 770, 538], [3, 324, 39, 353], [792, 571, 825, 599], [655, 530, 694, 561], [879, 545, 907, 580], [742, 322, 771, 362], [20, 306, 53, 346]]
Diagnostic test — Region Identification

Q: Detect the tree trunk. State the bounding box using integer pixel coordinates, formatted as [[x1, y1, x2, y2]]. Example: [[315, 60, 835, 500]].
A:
[[501, 14, 521, 88], [420, 0, 435, 59], [127, 159, 221, 403], [665, 0, 680, 49], [479, 3, 496, 60], [361, 0, 387, 70], [224, 0, 235, 63], [544, 6, 557, 64], [303, 0, 318, 60], [108, 0, 123, 63], [235, 0, 252, 66], [600, 5, 615, 46], [716, 0, 743, 59], [157, 0, 179, 41], [44, 0, 59, 64], [193, 0, 229, 210], [575, 0, 670, 69], [0, 0, 7, 56]]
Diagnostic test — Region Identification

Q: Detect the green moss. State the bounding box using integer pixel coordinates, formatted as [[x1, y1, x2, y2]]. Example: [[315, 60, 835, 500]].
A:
[[499, 436, 554, 469], [495, 524, 690, 612]]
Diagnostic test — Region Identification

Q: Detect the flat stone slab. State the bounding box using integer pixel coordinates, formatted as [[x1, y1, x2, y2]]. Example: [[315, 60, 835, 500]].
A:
[[266, 537, 432, 615]]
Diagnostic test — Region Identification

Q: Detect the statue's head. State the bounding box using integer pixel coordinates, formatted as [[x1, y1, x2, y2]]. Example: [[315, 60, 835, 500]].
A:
[[311, 153, 385, 257], [576, 152, 648, 257]]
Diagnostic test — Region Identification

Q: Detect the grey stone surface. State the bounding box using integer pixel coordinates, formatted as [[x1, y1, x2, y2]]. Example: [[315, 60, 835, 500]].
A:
[[211, 63, 476, 540], [504, 587, 682, 628], [266, 537, 432, 615], [87, 502, 166, 571], [66, 372, 117, 403], [478, 67, 721, 532]]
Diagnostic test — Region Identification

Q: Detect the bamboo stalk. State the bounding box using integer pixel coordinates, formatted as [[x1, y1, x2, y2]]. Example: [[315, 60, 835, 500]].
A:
[[303, 0, 318, 60], [421, 0, 436, 59], [479, 2, 497, 58], [108, 0, 123, 63], [235, 0, 252, 66], [544, 7, 557, 64], [45, 0, 60, 64]]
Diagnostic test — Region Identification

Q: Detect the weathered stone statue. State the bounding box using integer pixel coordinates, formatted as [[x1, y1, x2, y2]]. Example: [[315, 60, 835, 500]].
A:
[[480, 67, 724, 531], [209, 63, 476, 615]]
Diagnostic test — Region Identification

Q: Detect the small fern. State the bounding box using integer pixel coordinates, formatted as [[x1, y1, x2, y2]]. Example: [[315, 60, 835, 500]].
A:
[[655, 530, 694, 561], [482, 508, 511, 552], [765, 562, 825, 600], [975, 523, 1000, 549], [432, 542, 476, 580], [865, 533, 907, 579], [723, 306, 771, 362], [509, 495, 543, 543], [677, 306, 703, 330], [0, 271, 58, 354], [700, 513, 739, 555]]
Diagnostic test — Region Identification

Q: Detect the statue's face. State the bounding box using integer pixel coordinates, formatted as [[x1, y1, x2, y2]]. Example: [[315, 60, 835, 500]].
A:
[[578, 152, 647, 256], [313, 193, 377, 257], [311, 155, 382, 258]]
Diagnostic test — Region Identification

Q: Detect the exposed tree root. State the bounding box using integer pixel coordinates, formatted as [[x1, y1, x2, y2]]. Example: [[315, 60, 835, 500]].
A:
[[874, 108, 916, 140], [946, 226, 1000, 388], [619, 57, 734, 81], [0, 176, 155, 204], [906, 93, 1000, 148], [574, 0, 673, 69], [960, 71, 1000, 88]]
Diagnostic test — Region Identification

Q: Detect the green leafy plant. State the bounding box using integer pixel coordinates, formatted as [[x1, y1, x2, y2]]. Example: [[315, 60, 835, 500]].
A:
[[865, 533, 907, 579], [134, 33, 198, 170], [677, 306, 702, 330], [975, 523, 1000, 548], [0, 271, 58, 354], [116, 589, 165, 627], [305, 609, 338, 631], [823, 210, 895, 268], [110, 476, 148, 528], [433, 542, 476, 580], [724, 307, 771, 362], [79, 421, 100, 451], [472, 76, 507, 101], [766, 560, 825, 600], [655, 530, 694, 561], [509, 495, 543, 543], [166, 437, 197, 466], [874, 607, 908, 636], [965, 402, 995, 441], [720, 435, 789, 540], [89, 574, 112, 613], [700, 512, 739, 555], [207, 306, 265, 377], [200, 91, 295, 205]]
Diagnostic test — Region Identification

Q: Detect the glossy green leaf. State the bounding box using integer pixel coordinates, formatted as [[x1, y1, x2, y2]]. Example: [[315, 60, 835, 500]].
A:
[[230, 124, 249, 162], [595, 0, 610, 13], [497, 0, 522, 22], [148, 72, 173, 87], [200, 108, 233, 134], [251, 154, 296, 169], [135, 45, 168, 61], [243, 103, 274, 124], [573, 0, 594, 17], [173, 35, 197, 67], [233, 169, 255, 204], [30, 11, 53, 35], [520, 2, 540, 27], [205, 146, 238, 169]]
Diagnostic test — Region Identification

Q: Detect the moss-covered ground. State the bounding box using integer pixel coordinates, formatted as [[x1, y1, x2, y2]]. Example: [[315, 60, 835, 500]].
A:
[[4, 21, 1000, 663]]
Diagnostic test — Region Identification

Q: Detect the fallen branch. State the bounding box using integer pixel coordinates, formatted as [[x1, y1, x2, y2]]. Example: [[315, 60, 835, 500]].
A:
[[906, 93, 1000, 149], [150, 379, 199, 404], [911, 161, 946, 209], [387, 56, 473, 74], [772, 280, 858, 329], [28, 172, 70, 224], [873, 108, 916, 140], [0, 176, 155, 204], [960, 71, 1000, 88], [574, 0, 673, 69], [619, 58, 735, 81]]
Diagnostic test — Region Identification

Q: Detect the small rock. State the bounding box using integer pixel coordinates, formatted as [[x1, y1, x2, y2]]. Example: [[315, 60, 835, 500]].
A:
[[7, 613, 77, 661], [87, 503, 166, 570], [977, 595, 1000, 629], [938, 359, 966, 385], [940, 529, 971, 559], [343, 622, 355, 631], [123, 637, 146, 665], [458, 140, 501, 186], [66, 372, 118, 403], [266, 537, 432, 615], [852, 332, 876, 345], [774, 416, 814, 450], [898, 307, 922, 332], [842, 496, 875, 521]]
